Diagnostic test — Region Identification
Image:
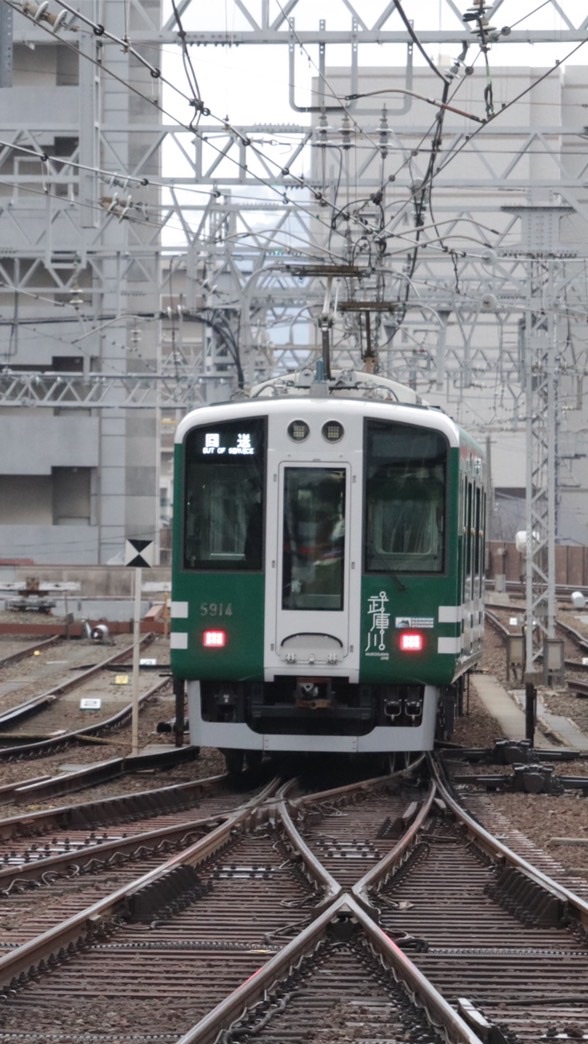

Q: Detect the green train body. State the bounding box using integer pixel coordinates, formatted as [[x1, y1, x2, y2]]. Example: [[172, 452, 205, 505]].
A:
[[170, 368, 485, 769]]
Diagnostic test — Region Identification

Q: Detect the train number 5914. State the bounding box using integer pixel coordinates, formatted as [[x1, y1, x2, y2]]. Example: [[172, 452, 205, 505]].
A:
[[199, 603, 233, 617]]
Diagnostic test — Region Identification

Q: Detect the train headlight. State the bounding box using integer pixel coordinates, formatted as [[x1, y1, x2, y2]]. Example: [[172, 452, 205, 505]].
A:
[[203, 629, 227, 648], [322, 420, 344, 443], [398, 631, 425, 653], [288, 420, 310, 442]]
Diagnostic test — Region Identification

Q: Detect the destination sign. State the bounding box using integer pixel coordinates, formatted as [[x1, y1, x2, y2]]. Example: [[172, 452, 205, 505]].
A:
[[202, 431, 255, 456]]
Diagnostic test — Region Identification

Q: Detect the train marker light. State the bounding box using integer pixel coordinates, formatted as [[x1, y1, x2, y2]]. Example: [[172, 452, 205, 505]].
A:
[[399, 631, 424, 652], [203, 629, 227, 648]]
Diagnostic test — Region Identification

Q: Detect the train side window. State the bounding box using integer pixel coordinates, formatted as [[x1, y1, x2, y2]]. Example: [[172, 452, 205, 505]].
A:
[[459, 475, 468, 600], [476, 487, 486, 596], [474, 486, 481, 578], [364, 420, 447, 573], [465, 480, 472, 578], [183, 417, 265, 570]]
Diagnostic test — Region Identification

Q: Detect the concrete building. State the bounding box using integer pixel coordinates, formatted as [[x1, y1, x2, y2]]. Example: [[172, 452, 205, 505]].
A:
[[0, 2, 162, 564], [309, 62, 588, 546], [2, 3, 588, 570]]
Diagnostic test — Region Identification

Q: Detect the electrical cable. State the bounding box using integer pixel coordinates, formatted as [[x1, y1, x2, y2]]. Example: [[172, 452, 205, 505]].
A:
[[0, 0, 522, 263], [7, 0, 588, 238], [4, 0, 588, 369], [392, 0, 449, 84], [168, 0, 207, 130], [4, 0, 361, 265]]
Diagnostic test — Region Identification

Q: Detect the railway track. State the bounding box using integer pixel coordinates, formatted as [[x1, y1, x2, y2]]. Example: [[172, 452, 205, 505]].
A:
[[0, 635, 63, 669], [0, 760, 587, 1041], [0, 672, 170, 761], [0, 634, 176, 777], [0, 740, 200, 811], [486, 606, 588, 673], [0, 635, 139, 718], [0, 769, 258, 890], [0, 634, 160, 735]]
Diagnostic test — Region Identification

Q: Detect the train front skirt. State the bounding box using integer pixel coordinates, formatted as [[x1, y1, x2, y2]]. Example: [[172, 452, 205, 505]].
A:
[[186, 680, 440, 753]]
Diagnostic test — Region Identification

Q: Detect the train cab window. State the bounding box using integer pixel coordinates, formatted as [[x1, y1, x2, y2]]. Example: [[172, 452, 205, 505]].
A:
[[365, 420, 447, 573], [282, 467, 346, 611], [183, 417, 265, 570]]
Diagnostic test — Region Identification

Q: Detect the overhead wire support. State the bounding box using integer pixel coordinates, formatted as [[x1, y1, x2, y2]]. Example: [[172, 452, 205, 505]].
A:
[[339, 301, 398, 373], [169, 0, 208, 128], [0, 138, 151, 187], [0, 368, 212, 410], [5, 1, 588, 383], [6, 0, 588, 576], [21, 0, 162, 79], [463, 3, 496, 118], [9, 0, 381, 253], [18, 0, 568, 265], [288, 15, 358, 113]]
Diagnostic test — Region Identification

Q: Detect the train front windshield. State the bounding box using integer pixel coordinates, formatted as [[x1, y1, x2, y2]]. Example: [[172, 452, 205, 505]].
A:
[[183, 417, 265, 570], [365, 420, 447, 573], [282, 467, 346, 611]]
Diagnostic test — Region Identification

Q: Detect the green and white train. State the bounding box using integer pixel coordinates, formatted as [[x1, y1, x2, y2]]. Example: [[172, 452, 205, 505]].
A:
[[170, 366, 485, 772]]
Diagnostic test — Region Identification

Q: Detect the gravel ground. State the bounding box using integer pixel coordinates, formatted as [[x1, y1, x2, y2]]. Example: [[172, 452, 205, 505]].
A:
[[0, 624, 225, 798], [2, 608, 588, 891], [454, 677, 588, 885], [452, 610, 588, 886]]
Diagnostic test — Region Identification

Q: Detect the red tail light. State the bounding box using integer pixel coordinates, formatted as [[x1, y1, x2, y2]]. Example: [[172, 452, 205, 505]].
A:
[[399, 631, 424, 653], [203, 629, 227, 648]]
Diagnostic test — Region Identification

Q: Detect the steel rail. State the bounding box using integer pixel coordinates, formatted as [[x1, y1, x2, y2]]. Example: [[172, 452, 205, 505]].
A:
[[7, 738, 199, 805], [0, 674, 170, 762], [0, 804, 227, 891], [557, 618, 588, 654], [290, 754, 426, 810], [0, 771, 298, 890], [352, 782, 436, 904], [0, 635, 62, 668], [0, 775, 283, 992], [569, 678, 588, 698], [429, 752, 588, 934], [174, 892, 485, 1044], [485, 607, 588, 673], [275, 797, 341, 904], [0, 633, 157, 730], [0, 771, 228, 844], [173, 772, 484, 1043]]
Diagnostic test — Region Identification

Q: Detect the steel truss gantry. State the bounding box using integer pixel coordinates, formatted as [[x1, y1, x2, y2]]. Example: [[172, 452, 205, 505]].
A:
[[2, 1, 588, 587], [2, 2, 588, 393], [506, 206, 574, 671]]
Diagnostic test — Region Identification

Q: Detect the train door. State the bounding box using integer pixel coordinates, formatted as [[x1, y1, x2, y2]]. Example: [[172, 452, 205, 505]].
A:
[[264, 459, 360, 681]]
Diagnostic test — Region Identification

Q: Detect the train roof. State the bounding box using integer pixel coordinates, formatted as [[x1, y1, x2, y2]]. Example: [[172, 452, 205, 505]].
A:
[[248, 367, 429, 405], [173, 367, 477, 450]]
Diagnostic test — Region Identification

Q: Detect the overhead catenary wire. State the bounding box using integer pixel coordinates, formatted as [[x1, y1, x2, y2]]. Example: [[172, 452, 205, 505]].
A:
[[168, 0, 207, 129], [3, 0, 588, 560], [4, 0, 364, 261], [6, 0, 581, 260], [4, 0, 588, 366], [391, 0, 449, 85], [6, 0, 587, 207]]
